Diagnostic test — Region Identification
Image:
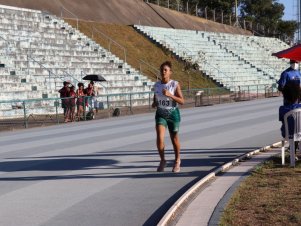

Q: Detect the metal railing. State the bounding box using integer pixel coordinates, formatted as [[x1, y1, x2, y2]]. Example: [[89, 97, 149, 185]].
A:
[[159, 34, 236, 88], [27, 54, 80, 88], [91, 26, 127, 63], [139, 59, 160, 81], [0, 33, 16, 56], [27, 54, 57, 91], [206, 34, 280, 77], [0, 85, 280, 131], [60, 6, 79, 30], [163, 34, 194, 61]]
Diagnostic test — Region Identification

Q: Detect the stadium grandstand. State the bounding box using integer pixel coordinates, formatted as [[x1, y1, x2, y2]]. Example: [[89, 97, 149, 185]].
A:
[[0, 0, 288, 121]]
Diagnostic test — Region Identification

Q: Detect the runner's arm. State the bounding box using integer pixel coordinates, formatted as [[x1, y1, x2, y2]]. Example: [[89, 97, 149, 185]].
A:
[[163, 83, 184, 105], [152, 94, 157, 108]]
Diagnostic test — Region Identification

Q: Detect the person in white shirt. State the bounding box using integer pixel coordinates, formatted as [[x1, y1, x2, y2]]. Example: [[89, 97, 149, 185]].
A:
[[152, 61, 184, 173]]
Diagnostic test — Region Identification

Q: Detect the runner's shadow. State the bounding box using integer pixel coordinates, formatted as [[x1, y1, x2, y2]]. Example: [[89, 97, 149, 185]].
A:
[[0, 158, 118, 172], [0, 146, 258, 181], [6, 147, 260, 160]]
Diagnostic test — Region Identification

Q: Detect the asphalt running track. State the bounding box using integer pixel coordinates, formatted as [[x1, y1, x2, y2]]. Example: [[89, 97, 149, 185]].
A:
[[0, 97, 282, 226]]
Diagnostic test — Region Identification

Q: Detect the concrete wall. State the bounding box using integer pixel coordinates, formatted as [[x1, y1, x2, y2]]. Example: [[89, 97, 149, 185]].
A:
[[0, 0, 251, 35]]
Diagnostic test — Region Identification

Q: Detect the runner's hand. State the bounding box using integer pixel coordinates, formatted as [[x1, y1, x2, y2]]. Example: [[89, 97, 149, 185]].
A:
[[152, 101, 157, 108], [162, 89, 171, 97]]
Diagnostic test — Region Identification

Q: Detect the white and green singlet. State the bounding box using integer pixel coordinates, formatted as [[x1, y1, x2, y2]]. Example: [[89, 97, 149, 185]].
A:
[[154, 80, 181, 132]]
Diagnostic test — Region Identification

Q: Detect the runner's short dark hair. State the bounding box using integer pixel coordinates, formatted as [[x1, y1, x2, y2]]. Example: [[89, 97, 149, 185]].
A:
[[160, 61, 172, 72]]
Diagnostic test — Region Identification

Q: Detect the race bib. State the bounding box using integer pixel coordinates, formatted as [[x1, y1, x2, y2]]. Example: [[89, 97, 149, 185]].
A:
[[157, 98, 171, 108], [154, 80, 178, 109]]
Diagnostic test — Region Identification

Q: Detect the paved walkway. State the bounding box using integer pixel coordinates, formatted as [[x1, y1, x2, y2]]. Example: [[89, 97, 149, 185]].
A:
[[174, 147, 280, 226], [0, 97, 282, 226]]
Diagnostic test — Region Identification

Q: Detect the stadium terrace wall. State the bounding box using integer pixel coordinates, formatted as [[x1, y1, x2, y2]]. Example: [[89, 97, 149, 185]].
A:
[[0, 0, 251, 35], [148, 4, 251, 35]]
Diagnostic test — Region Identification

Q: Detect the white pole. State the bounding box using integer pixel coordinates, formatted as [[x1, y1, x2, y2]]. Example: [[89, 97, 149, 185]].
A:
[[235, 0, 238, 24], [186, 1, 188, 14], [298, 0, 301, 42]]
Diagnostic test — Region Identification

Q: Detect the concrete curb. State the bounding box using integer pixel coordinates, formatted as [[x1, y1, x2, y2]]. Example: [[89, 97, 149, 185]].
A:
[[157, 141, 282, 226]]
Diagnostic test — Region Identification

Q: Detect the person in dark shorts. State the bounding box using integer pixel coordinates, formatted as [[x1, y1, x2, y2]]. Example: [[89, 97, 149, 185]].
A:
[[279, 82, 301, 157], [152, 61, 184, 173], [64, 85, 71, 123], [58, 81, 69, 116], [76, 83, 86, 121], [68, 85, 76, 122], [84, 81, 95, 110], [279, 82, 301, 138]]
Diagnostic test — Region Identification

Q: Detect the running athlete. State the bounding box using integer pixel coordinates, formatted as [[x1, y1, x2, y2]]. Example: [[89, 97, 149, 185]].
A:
[[152, 61, 184, 173]]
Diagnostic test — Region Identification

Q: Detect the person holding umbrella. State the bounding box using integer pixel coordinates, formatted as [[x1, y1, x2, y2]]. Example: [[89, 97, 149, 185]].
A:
[[82, 74, 106, 112], [82, 74, 106, 82], [84, 81, 95, 109]]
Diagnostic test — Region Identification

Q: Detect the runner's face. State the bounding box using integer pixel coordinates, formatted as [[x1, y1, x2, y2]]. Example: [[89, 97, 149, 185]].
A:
[[161, 66, 171, 81]]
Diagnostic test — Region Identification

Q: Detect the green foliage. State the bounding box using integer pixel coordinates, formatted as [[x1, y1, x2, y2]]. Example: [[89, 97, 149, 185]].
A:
[[146, 0, 183, 10], [146, 0, 297, 41], [240, 0, 296, 40], [220, 156, 301, 225], [197, 0, 239, 15], [146, 0, 239, 14], [277, 20, 298, 40], [240, 0, 284, 21]]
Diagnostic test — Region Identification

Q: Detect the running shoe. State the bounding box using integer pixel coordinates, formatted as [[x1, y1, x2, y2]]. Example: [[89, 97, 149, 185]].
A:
[[157, 160, 166, 172], [172, 160, 181, 173]]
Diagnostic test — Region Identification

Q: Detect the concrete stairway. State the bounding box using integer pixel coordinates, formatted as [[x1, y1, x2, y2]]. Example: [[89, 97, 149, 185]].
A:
[[135, 25, 288, 92], [0, 4, 154, 118]]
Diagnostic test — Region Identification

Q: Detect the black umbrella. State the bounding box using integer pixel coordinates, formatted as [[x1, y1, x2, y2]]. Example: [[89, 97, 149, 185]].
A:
[[82, 74, 106, 82]]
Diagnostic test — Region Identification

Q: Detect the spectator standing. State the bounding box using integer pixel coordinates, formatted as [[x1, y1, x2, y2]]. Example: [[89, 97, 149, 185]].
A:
[[76, 83, 86, 121], [279, 82, 301, 161], [85, 81, 95, 110], [279, 83, 301, 138], [58, 81, 69, 116], [68, 85, 76, 122], [64, 85, 71, 123], [93, 83, 101, 111], [197, 8, 203, 17], [152, 61, 184, 173], [278, 60, 301, 103]]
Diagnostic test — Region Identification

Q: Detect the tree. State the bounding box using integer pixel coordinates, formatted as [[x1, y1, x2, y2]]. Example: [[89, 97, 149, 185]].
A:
[[146, 0, 297, 41], [146, 0, 184, 11], [146, 0, 236, 13], [197, 0, 240, 15], [277, 20, 298, 43], [146, 0, 241, 23], [240, 0, 283, 23], [240, 0, 296, 41]]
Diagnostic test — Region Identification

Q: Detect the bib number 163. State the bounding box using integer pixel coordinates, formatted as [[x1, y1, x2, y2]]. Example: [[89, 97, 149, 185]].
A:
[[158, 100, 170, 107]]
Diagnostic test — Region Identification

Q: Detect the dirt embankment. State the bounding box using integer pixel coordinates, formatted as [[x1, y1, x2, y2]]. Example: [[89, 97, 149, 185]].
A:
[[0, 0, 251, 35]]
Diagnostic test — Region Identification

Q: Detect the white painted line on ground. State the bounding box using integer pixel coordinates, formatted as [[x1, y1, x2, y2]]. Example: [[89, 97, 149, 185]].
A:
[[158, 141, 282, 226]]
